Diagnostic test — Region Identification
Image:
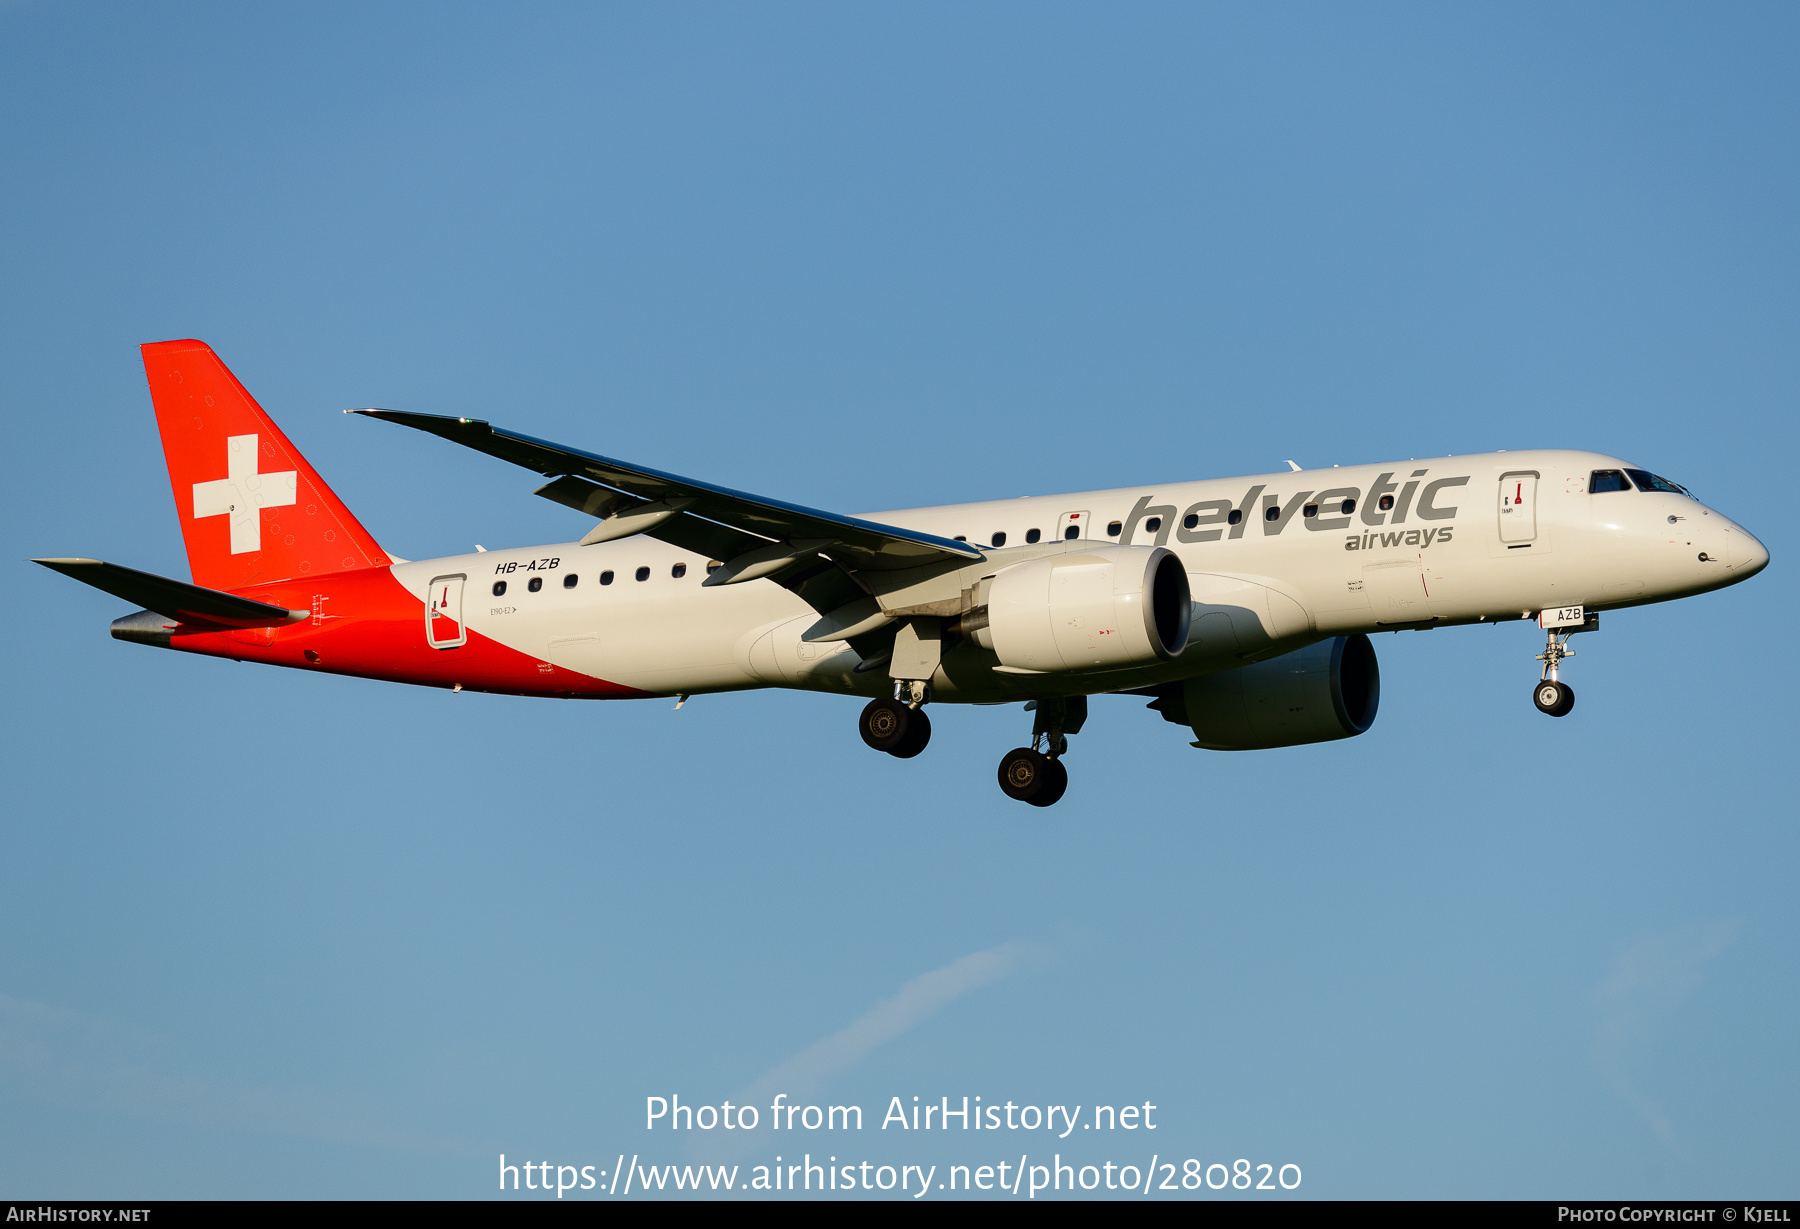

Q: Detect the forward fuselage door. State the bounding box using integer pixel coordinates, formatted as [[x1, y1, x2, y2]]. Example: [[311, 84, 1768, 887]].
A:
[[1057, 510, 1090, 541], [1498, 472, 1538, 545], [427, 574, 467, 649]]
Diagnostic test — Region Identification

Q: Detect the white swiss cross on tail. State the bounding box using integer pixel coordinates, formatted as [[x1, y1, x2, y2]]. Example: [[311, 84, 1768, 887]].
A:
[[191, 434, 297, 554]]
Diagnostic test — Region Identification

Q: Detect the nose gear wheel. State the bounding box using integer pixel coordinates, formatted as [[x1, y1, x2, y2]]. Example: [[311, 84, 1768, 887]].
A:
[[1533, 679, 1575, 717]]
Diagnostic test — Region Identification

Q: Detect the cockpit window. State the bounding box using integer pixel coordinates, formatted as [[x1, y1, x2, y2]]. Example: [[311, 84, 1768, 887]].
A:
[[1589, 469, 1631, 493], [1626, 469, 1689, 496]]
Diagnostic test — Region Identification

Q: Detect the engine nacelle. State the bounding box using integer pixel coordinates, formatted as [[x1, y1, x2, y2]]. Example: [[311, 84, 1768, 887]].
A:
[[1158, 634, 1380, 750], [975, 546, 1191, 673]]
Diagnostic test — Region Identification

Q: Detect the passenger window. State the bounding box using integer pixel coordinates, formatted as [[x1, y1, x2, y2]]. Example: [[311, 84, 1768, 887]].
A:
[[954, 535, 967, 542], [1626, 469, 1687, 495], [991, 531, 1007, 547], [1302, 504, 1318, 519], [600, 571, 614, 585], [563, 573, 578, 589], [527, 577, 543, 592], [1227, 509, 1243, 526], [672, 563, 687, 578], [706, 560, 722, 574], [1144, 517, 1161, 533], [1590, 469, 1631, 493], [492, 581, 507, 596], [1107, 521, 1122, 537], [1025, 528, 1041, 544], [1341, 498, 1356, 514], [1063, 525, 1080, 540], [1378, 494, 1395, 511], [635, 566, 650, 582], [1264, 505, 1280, 521], [1183, 513, 1198, 530]]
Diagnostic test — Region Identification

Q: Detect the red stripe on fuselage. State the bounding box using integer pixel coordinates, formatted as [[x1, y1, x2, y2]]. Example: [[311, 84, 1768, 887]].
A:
[[170, 567, 651, 699]]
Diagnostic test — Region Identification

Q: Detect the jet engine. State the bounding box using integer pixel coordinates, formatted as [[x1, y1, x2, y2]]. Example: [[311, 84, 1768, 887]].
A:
[[971, 546, 1191, 673], [1152, 634, 1380, 750]]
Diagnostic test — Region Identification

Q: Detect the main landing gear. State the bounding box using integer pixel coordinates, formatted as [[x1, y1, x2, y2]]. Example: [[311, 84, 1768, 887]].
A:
[[859, 682, 932, 759], [997, 696, 1087, 808], [856, 688, 1088, 807]]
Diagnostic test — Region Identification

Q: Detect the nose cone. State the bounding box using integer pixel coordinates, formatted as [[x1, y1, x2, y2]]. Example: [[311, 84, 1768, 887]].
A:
[[1729, 524, 1770, 578]]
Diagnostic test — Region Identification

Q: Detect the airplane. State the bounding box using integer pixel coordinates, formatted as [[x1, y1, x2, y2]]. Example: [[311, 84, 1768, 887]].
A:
[[37, 340, 1770, 806]]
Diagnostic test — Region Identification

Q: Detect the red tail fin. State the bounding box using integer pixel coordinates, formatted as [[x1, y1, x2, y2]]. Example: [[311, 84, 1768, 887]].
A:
[[141, 340, 389, 591]]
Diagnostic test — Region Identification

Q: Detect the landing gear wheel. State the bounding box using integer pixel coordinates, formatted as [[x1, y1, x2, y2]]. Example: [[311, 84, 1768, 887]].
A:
[[1533, 680, 1575, 717], [1032, 757, 1069, 807], [998, 747, 1065, 805], [860, 697, 909, 752], [888, 707, 931, 759], [859, 697, 930, 756]]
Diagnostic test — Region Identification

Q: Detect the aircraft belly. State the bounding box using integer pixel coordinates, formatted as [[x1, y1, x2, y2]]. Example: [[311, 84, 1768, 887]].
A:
[[472, 584, 802, 695]]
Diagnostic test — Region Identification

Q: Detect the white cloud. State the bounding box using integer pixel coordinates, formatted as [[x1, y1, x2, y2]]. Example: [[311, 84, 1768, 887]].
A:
[[690, 941, 1048, 1159], [746, 941, 1047, 1103], [1593, 919, 1739, 1145]]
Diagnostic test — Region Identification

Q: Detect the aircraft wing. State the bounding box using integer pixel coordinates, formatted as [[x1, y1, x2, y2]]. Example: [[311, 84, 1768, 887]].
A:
[[349, 410, 983, 573]]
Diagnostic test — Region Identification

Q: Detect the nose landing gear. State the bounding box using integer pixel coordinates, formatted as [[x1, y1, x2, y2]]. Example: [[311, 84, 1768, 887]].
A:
[[1533, 630, 1576, 716], [1531, 610, 1597, 718]]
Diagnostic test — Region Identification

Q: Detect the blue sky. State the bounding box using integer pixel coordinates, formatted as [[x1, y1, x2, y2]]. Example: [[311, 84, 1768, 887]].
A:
[[2, 1, 1795, 1199]]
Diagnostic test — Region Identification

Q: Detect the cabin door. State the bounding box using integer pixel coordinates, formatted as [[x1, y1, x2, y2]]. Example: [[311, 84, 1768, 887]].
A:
[[1498, 472, 1538, 545], [427, 574, 467, 649]]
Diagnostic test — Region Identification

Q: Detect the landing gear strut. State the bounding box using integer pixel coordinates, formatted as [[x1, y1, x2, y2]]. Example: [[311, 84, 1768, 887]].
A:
[[997, 696, 1086, 807], [860, 683, 932, 758]]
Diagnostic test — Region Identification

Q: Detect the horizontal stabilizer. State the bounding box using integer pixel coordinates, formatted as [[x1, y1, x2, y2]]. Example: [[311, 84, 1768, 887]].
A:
[[33, 558, 307, 629]]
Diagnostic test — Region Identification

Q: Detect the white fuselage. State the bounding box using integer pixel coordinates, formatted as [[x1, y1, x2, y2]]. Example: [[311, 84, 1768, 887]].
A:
[[391, 450, 1766, 702]]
